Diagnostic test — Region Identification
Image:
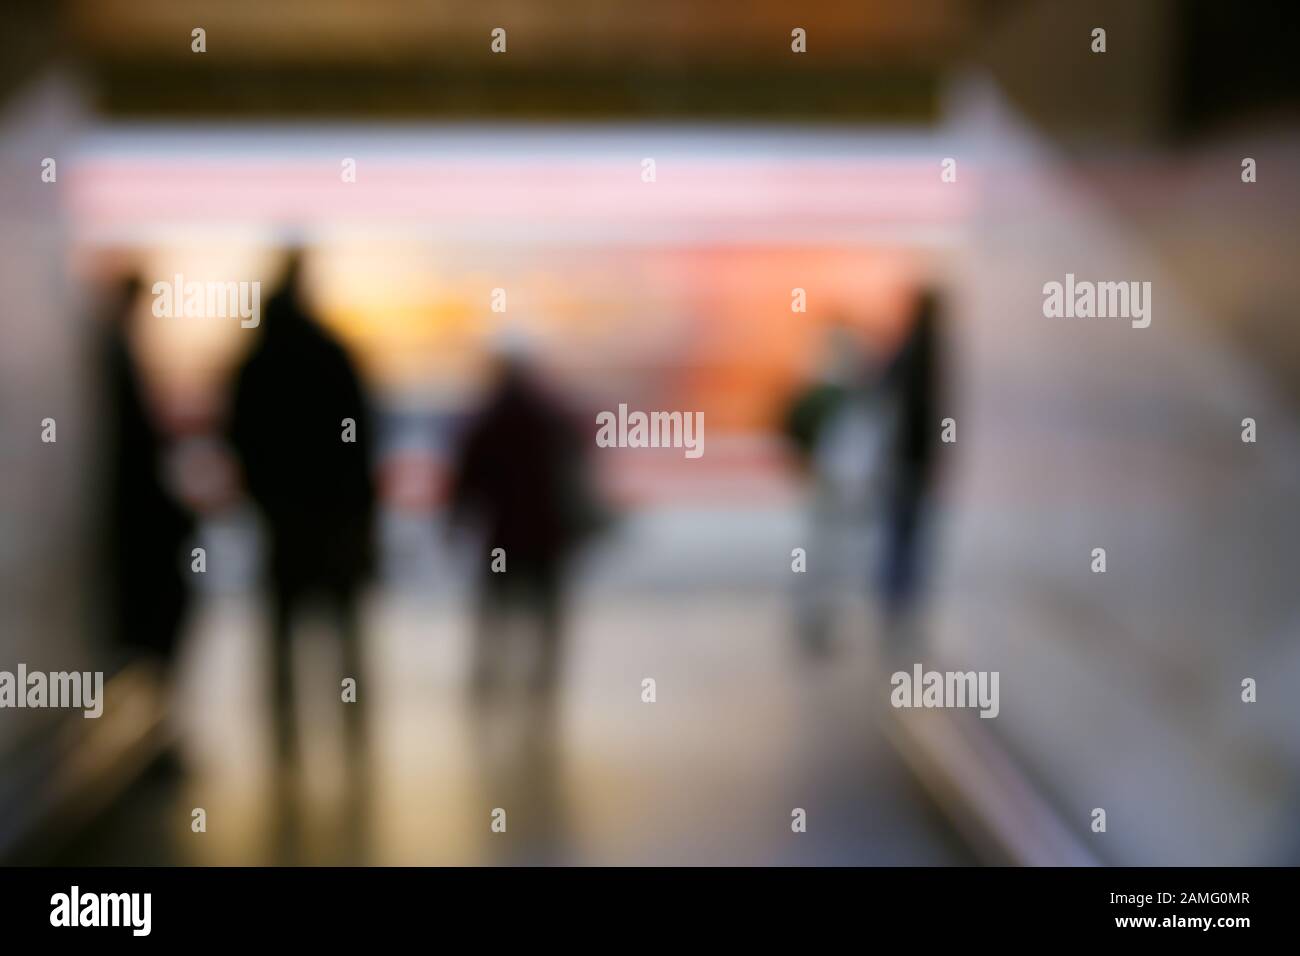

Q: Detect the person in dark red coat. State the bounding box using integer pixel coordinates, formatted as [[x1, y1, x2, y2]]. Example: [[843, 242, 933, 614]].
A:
[[447, 347, 598, 696]]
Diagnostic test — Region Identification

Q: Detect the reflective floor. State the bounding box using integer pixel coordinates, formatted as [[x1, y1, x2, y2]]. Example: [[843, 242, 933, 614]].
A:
[[57, 506, 974, 866]]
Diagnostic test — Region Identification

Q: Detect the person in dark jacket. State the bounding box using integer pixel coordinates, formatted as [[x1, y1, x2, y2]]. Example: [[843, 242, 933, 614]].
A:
[[228, 251, 376, 856], [449, 343, 599, 862], [100, 274, 194, 672], [447, 345, 595, 697], [878, 289, 944, 631]]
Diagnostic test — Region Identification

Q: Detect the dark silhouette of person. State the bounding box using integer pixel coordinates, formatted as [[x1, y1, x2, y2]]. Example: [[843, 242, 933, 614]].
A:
[[447, 346, 597, 698], [100, 274, 194, 673], [448, 344, 599, 862], [878, 290, 944, 631], [227, 251, 376, 860]]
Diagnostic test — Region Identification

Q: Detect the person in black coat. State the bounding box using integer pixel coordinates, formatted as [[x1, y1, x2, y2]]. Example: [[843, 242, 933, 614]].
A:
[[228, 251, 376, 855], [878, 289, 944, 632], [100, 274, 194, 672], [447, 349, 595, 697], [448, 347, 600, 862]]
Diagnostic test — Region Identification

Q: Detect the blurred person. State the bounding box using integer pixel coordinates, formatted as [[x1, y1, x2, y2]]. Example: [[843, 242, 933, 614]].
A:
[[876, 290, 944, 640], [227, 250, 376, 860], [446, 334, 601, 698], [447, 336, 603, 863], [782, 321, 887, 656], [98, 274, 195, 675]]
